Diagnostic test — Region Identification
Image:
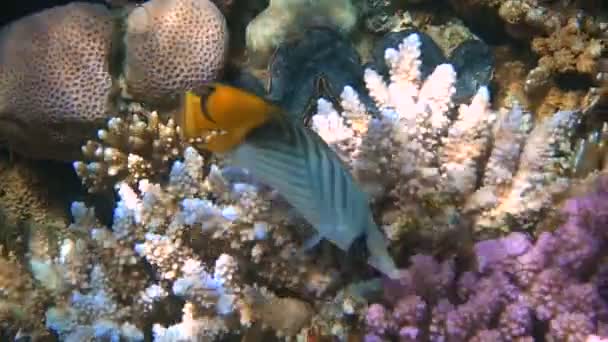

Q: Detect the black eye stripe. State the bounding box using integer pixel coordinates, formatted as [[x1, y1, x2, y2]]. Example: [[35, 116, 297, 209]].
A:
[[200, 85, 217, 123]]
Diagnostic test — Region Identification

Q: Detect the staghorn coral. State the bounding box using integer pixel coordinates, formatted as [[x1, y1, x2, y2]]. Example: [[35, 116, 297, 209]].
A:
[[0, 0, 229, 161], [124, 0, 228, 105], [0, 2, 115, 161], [364, 172, 608, 341], [311, 33, 578, 242]]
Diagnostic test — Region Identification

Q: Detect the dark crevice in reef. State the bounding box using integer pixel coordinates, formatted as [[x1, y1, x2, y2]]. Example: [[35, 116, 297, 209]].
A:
[[0, 0, 108, 26]]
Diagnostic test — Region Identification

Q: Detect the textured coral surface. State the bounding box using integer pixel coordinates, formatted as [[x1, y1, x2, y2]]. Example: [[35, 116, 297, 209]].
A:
[[0, 0, 229, 161], [124, 0, 228, 104], [0, 2, 114, 160]]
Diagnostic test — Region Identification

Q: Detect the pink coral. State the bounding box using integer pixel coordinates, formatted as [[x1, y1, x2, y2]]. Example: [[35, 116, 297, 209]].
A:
[[365, 174, 608, 340]]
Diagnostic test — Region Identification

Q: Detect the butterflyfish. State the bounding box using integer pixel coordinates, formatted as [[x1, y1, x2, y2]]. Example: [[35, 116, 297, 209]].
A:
[[176, 83, 286, 153], [175, 84, 404, 279]]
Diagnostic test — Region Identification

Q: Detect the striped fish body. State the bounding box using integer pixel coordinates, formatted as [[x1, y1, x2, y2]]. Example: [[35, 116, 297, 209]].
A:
[[229, 119, 368, 250], [228, 119, 402, 278]]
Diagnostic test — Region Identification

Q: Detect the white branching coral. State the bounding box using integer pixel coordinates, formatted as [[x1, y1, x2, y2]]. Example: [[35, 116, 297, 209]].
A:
[[32, 145, 357, 340], [73, 105, 185, 192], [311, 33, 579, 241]]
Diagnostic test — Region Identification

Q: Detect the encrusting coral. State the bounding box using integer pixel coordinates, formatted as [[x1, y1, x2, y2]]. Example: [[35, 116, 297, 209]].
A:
[[0, 0, 228, 161]]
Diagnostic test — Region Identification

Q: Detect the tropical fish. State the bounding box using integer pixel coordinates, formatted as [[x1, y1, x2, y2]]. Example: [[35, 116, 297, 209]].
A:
[[176, 83, 286, 153], [175, 84, 404, 279]]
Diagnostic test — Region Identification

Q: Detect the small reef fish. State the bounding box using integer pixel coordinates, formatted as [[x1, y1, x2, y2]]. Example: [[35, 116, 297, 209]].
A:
[[175, 83, 404, 279], [177, 84, 287, 153]]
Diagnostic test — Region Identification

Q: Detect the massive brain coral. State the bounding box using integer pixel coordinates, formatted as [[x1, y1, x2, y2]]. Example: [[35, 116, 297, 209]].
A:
[[0, 2, 114, 161], [0, 0, 228, 161], [124, 0, 228, 105]]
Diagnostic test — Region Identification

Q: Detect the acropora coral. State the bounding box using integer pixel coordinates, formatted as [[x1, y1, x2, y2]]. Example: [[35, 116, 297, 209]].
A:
[[311, 33, 580, 241], [365, 173, 608, 341], [451, 0, 606, 93], [28, 146, 358, 340]]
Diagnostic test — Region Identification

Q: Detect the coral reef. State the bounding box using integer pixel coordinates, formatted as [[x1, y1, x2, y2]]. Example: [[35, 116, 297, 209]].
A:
[[73, 103, 185, 193], [124, 0, 228, 105], [0, 0, 228, 161], [0, 2, 115, 161], [364, 172, 608, 341], [311, 33, 578, 242], [245, 0, 358, 63], [15, 145, 367, 340], [2, 0, 608, 335], [450, 0, 606, 93]]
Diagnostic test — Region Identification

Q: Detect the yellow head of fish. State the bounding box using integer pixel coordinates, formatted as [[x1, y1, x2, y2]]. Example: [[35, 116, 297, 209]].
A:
[[175, 83, 285, 153]]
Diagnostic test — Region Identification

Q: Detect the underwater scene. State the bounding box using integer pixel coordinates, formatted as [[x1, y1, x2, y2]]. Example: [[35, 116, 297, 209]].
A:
[[0, 0, 607, 341]]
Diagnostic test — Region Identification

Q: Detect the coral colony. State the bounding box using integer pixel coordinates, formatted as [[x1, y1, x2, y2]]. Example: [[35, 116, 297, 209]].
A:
[[0, 0, 607, 338], [0, 32, 591, 341]]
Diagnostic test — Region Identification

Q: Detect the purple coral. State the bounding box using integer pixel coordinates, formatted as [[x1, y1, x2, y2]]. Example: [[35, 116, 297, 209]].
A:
[[365, 175, 608, 341]]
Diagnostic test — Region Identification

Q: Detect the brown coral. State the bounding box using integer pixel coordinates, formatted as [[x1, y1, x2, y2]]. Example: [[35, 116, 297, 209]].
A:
[[0, 2, 115, 161], [0, 157, 67, 228], [123, 0, 229, 105], [531, 17, 604, 76], [0, 251, 50, 338]]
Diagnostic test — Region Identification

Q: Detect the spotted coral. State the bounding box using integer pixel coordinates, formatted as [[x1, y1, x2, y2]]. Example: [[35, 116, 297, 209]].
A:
[[123, 0, 228, 105], [0, 0, 229, 161], [0, 2, 115, 160]]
